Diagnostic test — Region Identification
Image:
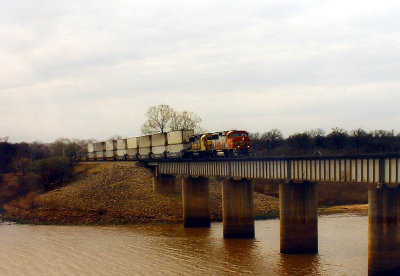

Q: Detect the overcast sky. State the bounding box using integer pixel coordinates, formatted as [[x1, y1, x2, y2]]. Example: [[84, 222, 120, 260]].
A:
[[1, 0, 400, 142]]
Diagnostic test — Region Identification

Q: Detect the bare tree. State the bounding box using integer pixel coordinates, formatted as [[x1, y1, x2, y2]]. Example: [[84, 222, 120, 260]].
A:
[[50, 138, 86, 160], [327, 127, 348, 150], [141, 104, 202, 134], [170, 111, 202, 131], [141, 104, 175, 134], [261, 129, 283, 150], [309, 128, 325, 138]]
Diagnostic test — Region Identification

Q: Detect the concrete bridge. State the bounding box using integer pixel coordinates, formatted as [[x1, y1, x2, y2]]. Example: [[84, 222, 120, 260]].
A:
[[145, 154, 400, 275]]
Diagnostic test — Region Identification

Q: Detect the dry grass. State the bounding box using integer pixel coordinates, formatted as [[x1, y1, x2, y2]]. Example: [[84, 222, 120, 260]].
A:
[[317, 182, 368, 206], [319, 204, 368, 216], [2, 162, 368, 225], [253, 179, 368, 206], [0, 173, 26, 205], [253, 178, 369, 216], [2, 162, 280, 224], [73, 162, 114, 176]]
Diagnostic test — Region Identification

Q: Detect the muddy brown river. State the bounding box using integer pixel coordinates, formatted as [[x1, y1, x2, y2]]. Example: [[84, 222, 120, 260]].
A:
[[0, 215, 367, 275]]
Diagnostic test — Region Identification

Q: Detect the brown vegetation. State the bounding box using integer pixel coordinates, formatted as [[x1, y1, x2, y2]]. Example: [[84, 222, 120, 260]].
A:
[[318, 204, 368, 216], [0, 173, 30, 205], [1, 162, 279, 224], [1, 162, 368, 225], [253, 179, 368, 206]]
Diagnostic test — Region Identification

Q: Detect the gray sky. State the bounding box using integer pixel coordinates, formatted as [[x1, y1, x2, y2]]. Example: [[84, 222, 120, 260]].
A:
[[1, 0, 400, 142]]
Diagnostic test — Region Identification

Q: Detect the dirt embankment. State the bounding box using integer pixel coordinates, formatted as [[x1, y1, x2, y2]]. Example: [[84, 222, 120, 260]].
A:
[[1, 162, 367, 225]]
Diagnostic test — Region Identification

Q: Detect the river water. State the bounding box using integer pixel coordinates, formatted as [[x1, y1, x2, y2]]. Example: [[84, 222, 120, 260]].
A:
[[0, 215, 367, 276]]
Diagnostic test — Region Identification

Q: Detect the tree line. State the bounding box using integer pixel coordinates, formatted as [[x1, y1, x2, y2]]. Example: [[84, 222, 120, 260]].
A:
[[1, 103, 200, 204], [2, 102, 399, 205], [250, 128, 400, 157], [0, 139, 87, 204]]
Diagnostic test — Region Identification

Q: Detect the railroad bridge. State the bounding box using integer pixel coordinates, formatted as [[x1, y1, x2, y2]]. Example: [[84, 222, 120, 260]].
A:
[[144, 154, 400, 275]]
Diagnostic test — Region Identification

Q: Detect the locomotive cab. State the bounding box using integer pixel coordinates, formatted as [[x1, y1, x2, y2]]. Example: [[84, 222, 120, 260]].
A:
[[226, 130, 250, 156], [187, 130, 251, 158]]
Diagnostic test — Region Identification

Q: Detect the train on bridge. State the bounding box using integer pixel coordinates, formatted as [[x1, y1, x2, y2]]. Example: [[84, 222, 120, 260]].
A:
[[87, 129, 251, 161]]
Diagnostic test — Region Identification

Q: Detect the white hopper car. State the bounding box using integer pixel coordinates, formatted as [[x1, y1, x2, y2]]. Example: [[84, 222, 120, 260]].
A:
[[87, 130, 194, 161]]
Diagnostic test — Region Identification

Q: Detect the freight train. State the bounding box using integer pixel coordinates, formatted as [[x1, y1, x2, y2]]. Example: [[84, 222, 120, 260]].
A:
[[87, 130, 250, 160]]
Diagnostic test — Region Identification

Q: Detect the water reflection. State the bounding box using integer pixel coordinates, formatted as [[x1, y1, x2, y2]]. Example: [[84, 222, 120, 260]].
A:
[[279, 254, 322, 276], [0, 216, 368, 275], [222, 239, 272, 275]]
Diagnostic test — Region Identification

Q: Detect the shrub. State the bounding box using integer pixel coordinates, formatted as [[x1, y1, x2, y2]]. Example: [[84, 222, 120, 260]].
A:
[[0, 142, 17, 173], [0, 173, 31, 205], [18, 172, 41, 192], [29, 156, 73, 190]]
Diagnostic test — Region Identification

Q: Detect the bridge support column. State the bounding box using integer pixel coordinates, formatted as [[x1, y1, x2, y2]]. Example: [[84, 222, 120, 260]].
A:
[[368, 184, 400, 275], [182, 177, 210, 227], [222, 178, 255, 238], [280, 180, 318, 254], [153, 174, 176, 194]]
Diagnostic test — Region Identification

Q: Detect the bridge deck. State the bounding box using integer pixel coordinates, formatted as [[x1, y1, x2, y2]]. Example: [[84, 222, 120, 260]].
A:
[[151, 155, 400, 186]]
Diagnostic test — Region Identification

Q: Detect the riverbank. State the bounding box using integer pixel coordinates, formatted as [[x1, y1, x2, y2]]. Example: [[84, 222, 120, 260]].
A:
[[0, 162, 367, 225]]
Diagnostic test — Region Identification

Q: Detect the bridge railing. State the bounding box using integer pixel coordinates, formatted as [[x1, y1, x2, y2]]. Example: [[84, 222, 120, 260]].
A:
[[155, 155, 400, 185]]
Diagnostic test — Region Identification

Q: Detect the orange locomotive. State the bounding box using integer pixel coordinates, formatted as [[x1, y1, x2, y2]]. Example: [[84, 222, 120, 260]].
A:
[[188, 130, 250, 157]]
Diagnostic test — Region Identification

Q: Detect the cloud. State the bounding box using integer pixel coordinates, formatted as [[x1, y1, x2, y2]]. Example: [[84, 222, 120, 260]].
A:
[[1, 0, 400, 142]]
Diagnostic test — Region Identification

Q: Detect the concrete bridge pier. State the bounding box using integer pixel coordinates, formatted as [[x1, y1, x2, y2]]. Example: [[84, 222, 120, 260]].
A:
[[368, 184, 400, 275], [153, 174, 176, 194], [222, 178, 255, 238], [280, 180, 318, 254], [182, 176, 210, 227]]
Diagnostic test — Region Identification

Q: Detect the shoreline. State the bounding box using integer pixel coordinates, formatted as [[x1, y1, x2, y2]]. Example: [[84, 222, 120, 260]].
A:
[[0, 204, 368, 226], [0, 162, 368, 226]]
